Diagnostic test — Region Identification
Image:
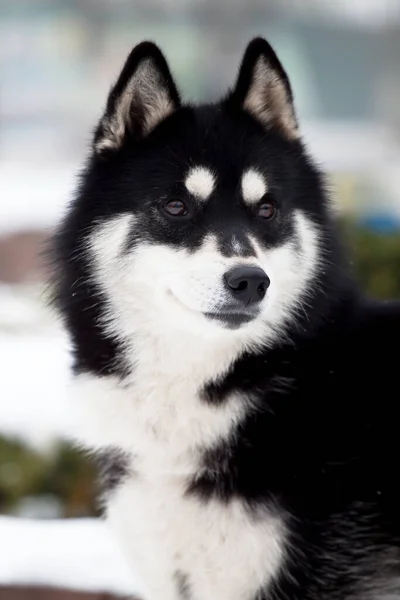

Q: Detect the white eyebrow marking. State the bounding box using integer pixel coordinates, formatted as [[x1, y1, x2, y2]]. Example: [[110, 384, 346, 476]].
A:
[[231, 236, 243, 254], [241, 169, 268, 204], [185, 166, 216, 201]]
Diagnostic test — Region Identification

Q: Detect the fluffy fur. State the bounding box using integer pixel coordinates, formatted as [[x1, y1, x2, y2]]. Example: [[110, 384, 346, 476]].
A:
[[48, 36, 400, 600]]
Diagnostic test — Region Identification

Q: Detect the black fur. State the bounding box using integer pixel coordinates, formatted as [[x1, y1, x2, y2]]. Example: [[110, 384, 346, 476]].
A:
[[48, 37, 400, 599], [95, 448, 131, 497], [174, 571, 192, 600], [193, 297, 400, 597]]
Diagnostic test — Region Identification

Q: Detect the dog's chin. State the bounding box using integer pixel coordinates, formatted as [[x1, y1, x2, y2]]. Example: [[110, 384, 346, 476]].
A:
[[204, 311, 258, 330], [167, 290, 259, 331]]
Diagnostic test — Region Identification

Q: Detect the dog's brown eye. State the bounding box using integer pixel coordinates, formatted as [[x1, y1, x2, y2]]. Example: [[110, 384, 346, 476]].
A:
[[258, 202, 276, 220], [164, 200, 188, 217]]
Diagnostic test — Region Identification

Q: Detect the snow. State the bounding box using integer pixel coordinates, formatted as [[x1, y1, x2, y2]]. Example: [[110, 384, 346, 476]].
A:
[[0, 289, 143, 597], [0, 329, 73, 449], [0, 516, 143, 597], [0, 283, 75, 449]]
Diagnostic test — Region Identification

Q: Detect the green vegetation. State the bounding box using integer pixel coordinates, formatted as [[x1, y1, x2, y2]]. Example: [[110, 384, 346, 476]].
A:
[[343, 221, 400, 300], [0, 437, 98, 517]]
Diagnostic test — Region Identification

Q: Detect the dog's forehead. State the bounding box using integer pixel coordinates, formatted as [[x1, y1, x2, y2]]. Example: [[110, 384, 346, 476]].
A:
[[175, 107, 272, 201], [133, 105, 277, 203]]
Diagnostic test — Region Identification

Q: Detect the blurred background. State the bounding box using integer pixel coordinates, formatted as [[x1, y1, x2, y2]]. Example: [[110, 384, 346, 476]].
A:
[[1, 0, 400, 598]]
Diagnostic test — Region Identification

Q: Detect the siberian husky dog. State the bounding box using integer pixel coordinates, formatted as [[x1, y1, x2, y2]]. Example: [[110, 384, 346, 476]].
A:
[[49, 37, 400, 600]]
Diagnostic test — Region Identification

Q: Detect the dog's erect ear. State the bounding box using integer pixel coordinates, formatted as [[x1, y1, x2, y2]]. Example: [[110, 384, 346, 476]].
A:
[[228, 37, 299, 140], [94, 41, 181, 153]]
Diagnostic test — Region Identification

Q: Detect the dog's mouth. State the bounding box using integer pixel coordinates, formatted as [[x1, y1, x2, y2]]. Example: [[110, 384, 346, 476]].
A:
[[204, 310, 259, 330], [167, 289, 261, 330], [204, 312, 256, 329]]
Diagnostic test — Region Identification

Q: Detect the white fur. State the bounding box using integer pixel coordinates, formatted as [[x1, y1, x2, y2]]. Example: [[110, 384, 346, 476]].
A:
[[88, 209, 320, 364], [89, 215, 261, 353], [184, 166, 216, 201], [68, 369, 285, 600], [254, 210, 321, 339], [108, 477, 285, 600], [69, 372, 250, 462], [68, 208, 321, 600], [231, 235, 244, 254], [241, 169, 267, 205]]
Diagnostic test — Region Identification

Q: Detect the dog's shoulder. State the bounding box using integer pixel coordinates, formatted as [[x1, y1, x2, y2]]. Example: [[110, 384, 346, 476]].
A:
[[359, 297, 400, 330], [349, 297, 400, 363]]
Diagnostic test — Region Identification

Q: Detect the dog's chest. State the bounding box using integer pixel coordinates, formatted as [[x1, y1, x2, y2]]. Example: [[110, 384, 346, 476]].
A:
[[107, 474, 285, 600], [72, 372, 285, 599], [106, 379, 284, 600]]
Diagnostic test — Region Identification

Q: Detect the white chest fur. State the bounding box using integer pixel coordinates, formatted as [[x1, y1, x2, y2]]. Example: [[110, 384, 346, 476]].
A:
[[107, 473, 285, 600], [68, 370, 285, 600]]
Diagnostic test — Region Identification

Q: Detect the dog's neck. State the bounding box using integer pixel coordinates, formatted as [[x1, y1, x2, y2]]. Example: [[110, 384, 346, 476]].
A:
[[129, 326, 248, 388], [68, 325, 259, 476]]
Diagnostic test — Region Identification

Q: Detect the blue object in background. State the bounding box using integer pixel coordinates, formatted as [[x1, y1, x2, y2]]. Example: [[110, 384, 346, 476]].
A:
[[357, 211, 400, 234]]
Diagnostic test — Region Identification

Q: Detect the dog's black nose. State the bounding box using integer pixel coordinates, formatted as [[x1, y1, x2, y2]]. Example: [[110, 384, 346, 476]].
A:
[[224, 266, 270, 306]]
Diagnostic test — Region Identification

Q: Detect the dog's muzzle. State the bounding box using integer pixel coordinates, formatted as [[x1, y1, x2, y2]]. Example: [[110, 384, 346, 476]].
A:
[[206, 265, 270, 329]]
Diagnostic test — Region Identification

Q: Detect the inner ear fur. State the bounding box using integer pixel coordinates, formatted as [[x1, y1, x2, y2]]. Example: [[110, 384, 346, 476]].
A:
[[228, 37, 299, 140]]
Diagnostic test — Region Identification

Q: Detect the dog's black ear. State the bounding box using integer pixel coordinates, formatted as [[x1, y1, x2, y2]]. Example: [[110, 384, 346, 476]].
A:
[[228, 37, 299, 140], [94, 41, 180, 153]]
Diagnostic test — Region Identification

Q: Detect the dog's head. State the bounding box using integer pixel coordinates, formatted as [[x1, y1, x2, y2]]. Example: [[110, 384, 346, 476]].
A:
[[52, 38, 340, 373]]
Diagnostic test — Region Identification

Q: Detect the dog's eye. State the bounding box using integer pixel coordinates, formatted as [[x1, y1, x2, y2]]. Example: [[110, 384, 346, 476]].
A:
[[258, 201, 276, 220], [163, 200, 188, 217]]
